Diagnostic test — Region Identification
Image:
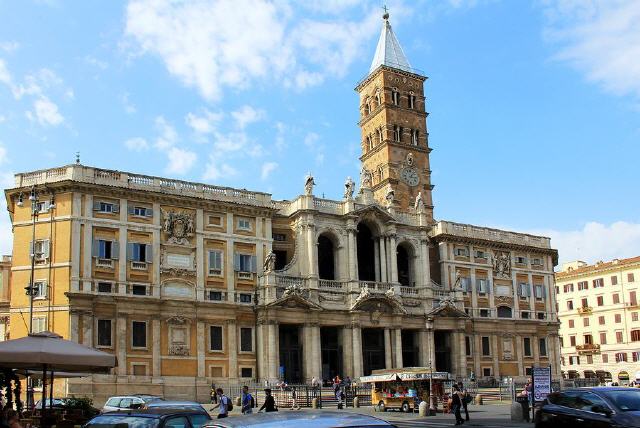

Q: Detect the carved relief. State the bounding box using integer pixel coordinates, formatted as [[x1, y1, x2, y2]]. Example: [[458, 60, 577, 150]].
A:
[[492, 251, 512, 278], [162, 209, 195, 245]]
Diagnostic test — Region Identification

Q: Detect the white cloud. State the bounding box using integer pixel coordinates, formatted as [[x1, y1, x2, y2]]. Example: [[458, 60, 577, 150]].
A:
[[0, 41, 19, 53], [0, 143, 7, 164], [166, 146, 197, 174], [528, 220, 640, 267], [0, 115, 6, 123], [274, 122, 287, 150], [0, 161, 13, 255], [304, 132, 319, 147], [203, 157, 238, 181], [231, 105, 264, 129], [84, 55, 108, 70], [121, 92, 137, 114], [26, 97, 64, 126], [186, 109, 223, 134], [260, 161, 278, 180], [0, 59, 12, 86], [124, 0, 381, 101], [154, 116, 178, 150], [543, 0, 640, 99], [124, 137, 149, 151]]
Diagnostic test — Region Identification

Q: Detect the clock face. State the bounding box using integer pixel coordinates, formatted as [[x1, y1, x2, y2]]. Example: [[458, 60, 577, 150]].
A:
[[401, 167, 420, 186]]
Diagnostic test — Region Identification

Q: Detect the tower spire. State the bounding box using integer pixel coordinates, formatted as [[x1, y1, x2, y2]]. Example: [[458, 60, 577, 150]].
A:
[[369, 10, 412, 74]]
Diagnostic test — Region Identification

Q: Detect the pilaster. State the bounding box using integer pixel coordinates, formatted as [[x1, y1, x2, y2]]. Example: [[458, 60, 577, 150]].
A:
[[117, 315, 127, 376], [153, 319, 161, 377], [352, 322, 363, 378], [196, 321, 205, 378], [384, 328, 392, 369], [227, 319, 238, 379], [394, 328, 403, 368]]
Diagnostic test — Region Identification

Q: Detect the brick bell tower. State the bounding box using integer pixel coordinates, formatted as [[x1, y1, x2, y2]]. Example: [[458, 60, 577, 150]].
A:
[[355, 11, 434, 222]]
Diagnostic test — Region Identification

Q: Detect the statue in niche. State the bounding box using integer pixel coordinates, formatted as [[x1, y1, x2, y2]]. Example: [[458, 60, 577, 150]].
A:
[[343, 176, 355, 199], [414, 191, 424, 211], [492, 251, 512, 278], [304, 173, 315, 196], [263, 250, 276, 273], [360, 167, 372, 189], [385, 187, 395, 208]]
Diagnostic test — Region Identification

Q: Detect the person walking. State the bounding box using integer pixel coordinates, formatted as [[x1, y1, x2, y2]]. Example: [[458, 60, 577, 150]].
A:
[[451, 385, 464, 425], [290, 387, 301, 410], [457, 381, 470, 421], [241, 385, 254, 415], [211, 388, 231, 419], [311, 376, 319, 398], [259, 388, 277, 412]]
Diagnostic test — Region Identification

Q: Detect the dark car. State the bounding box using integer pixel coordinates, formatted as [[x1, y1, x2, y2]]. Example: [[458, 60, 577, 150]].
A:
[[202, 411, 396, 427], [85, 408, 211, 428], [535, 387, 640, 428]]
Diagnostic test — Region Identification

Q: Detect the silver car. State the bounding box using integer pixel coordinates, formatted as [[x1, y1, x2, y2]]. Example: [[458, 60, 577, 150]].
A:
[[102, 395, 164, 412], [202, 411, 396, 427]]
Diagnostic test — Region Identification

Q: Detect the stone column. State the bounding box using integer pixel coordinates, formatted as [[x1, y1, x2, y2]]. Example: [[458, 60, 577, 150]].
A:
[[420, 238, 430, 287], [81, 313, 93, 347], [474, 335, 482, 379], [196, 209, 205, 300], [152, 319, 161, 377], [528, 273, 536, 312], [373, 239, 380, 281], [118, 225, 127, 283], [532, 335, 540, 367], [458, 330, 467, 377], [256, 321, 265, 381], [69, 312, 79, 342], [302, 323, 313, 381], [342, 327, 354, 377], [470, 269, 478, 310], [227, 320, 238, 379], [491, 335, 499, 377], [394, 328, 403, 368], [389, 234, 398, 283], [152, 202, 161, 296], [418, 329, 429, 367], [516, 336, 523, 375], [348, 229, 357, 281], [512, 260, 520, 317], [384, 328, 393, 369], [352, 323, 363, 378], [196, 321, 205, 378], [379, 238, 388, 282], [307, 223, 317, 277], [426, 322, 436, 369], [311, 323, 322, 380], [117, 315, 127, 376], [82, 222, 93, 292], [267, 322, 279, 380], [226, 213, 235, 302]]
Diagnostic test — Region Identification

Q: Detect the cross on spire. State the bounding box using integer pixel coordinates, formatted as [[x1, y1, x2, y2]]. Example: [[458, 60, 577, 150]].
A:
[[382, 4, 389, 19]]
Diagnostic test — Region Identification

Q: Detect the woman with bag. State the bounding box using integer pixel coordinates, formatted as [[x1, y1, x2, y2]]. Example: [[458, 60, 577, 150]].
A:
[[451, 385, 465, 425]]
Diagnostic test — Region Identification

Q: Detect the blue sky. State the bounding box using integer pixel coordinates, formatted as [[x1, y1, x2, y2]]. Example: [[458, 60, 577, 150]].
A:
[[1, 0, 639, 265]]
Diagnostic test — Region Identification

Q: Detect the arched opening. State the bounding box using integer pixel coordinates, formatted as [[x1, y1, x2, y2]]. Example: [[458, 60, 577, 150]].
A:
[[357, 223, 376, 281], [497, 306, 513, 318], [397, 244, 413, 286], [318, 234, 335, 280]]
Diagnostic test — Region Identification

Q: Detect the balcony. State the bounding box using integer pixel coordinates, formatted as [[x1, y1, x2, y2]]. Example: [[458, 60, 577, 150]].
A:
[[577, 306, 593, 315], [131, 261, 148, 271], [576, 344, 601, 355], [319, 279, 345, 290], [96, 258, 114, 269], [626, 301, 640, 309]]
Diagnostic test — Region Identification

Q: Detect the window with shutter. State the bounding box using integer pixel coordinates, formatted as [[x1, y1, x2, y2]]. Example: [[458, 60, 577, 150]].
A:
[[33, 281, 47, 299], [208, 250, 223, 276]]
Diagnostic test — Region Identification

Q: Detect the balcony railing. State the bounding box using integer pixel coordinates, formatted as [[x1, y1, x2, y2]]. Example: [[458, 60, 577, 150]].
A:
[[577, 306, 593, 315], [576, 344, 601, 355], [359, 281, 394, 293], [319, 279, 344, 290], [275, 275, 303, 287], [96, 258, 114, 268], [131, 261, 148, 270]]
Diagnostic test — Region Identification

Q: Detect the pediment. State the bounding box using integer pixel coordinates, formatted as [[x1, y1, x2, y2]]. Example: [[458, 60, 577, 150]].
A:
[[267, 294, 323, 310], [351, 295, 407, 315], [352, 204, 396, 223], [427, 301, 469, 318]]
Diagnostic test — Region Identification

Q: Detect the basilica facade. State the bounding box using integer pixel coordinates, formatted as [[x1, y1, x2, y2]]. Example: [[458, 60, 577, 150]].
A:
[[3, 15, 559, 403]]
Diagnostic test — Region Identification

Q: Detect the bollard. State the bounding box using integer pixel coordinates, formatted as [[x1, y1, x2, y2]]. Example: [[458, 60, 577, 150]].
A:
[[510, 402, 524, 422], [418, 401, 428, 417], [476, 394, 483, 405], [312, 398, 319, 409], [353, 397, 360, 408]]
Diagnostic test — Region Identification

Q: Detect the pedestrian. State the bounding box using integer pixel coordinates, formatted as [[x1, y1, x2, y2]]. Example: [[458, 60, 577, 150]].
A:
[[290, 387, 300, 410], [451, 385, 464, 425], [345, 376, 352, 388], [311, 376, 319, 398], [241, 385, 254, 415], [336, 386, 345, 409], [210, 385, 218, 404], [259, 388, 278, 412], [457, 381, 470, 421], [211, 388, 231, 419]]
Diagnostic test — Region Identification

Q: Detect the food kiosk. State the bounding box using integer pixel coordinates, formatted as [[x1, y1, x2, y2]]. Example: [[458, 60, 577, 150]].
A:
[[360, 368, 451, 413]]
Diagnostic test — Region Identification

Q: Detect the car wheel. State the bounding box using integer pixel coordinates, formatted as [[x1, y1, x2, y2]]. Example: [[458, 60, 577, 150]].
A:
[[378, 401, 386, 412], [401, 402, 410, 413]]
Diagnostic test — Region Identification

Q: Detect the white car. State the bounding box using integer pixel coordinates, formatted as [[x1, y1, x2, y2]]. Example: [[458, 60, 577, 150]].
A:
[[102, 395, 163, 412]]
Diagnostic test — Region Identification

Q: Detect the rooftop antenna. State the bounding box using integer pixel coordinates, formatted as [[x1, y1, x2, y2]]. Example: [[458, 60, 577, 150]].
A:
[[75, 152, 80, 164]]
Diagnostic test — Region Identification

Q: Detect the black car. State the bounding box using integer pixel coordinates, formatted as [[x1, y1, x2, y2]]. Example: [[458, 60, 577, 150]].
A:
[[535, 387, 640, 428], [85, 408, 212, 428]]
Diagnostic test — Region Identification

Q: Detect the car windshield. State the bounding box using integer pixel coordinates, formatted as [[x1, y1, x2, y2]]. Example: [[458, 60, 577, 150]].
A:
[[603, 390, 640, 411], [188, 414, 210, 427], [86, 415, 159, 428]]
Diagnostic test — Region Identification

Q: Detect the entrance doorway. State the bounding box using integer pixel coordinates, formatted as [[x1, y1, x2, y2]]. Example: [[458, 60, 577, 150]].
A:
[[279, 325, 303, 383], [434, 331, 452, 373], [357, 223, 376, 281], [402, 330, 419, 367], [362, 328, 385, 375], [321, 327, 342, 381]]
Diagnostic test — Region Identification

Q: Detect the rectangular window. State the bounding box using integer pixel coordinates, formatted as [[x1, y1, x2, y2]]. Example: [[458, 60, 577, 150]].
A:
[[583, 317, 590, 327], [581, 298, 589, 308], [235, 254, 255, 273], [613, 293, 620, 304], [597, 296, 604, 306], [481, 336, 490, 356], [479, 309, 490, 318], [97, 282, 112, 293], [534, 284, 545, 299], [539, 338, 547, 356], [207, 290, 223, 301], [586, 355, 593, 364], [633, 312, 639, 322], [465, 336, 471, 356], [537, 312, 545, 320], [602, 354, 608, 363], [240, 327, 253, 352], [615, 314, 622, 323], [616, 352, 628, 362], [97, 202, 115, 213], [567, 300, 574, 310], [483, 368, 491, 377], [129, 243, 148, 262], [611, 276, 618, 285], [600, 332, 607, 344], [132, 364, 147, 376], [630, 291, 637, 305], [208, 250, 223, 276], [568, 319, 575, 328], [570, 336, 576, 346], [525, 367, 532, 375], [631, 330, 640, 341], [132, 321, 147, 348], [454, 248, 468, 257], [210, 326, 223, 351], [273, 233, 286, 241], [474, 250, 486, 259], [97, 319, 112, 347], [532, 257, 543, 266], [584, 334, 593, 344], [522, 311, 530, 319], [476, 278, 488, 294], [593, 278, 604, 288], [237, 218, 251, 230], [515, 256, 527, 264], [564, 283, 574, 293], [208, 215, 222, 226], [616, 331, 623, 343], [523, 337, 532, 357], [239, 293, 252, 304], [96, 240, 114, 259], [131, 284, 147, 296], [240, 367, 253, 378], [578, 281, 588, 291], [634, 352, 640, 362], [598, 316, 605, 325], [32, 317, 47, 333], [33, 281, 47, 299], [130, 206, 151, 217], [518, 283, 531, 298], [31, 239, 50, 262], [629, 273, 635, 282]]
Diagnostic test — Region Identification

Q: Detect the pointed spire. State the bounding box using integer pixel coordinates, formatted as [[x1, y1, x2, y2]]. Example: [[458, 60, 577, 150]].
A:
[[369, 11, 413, 74]]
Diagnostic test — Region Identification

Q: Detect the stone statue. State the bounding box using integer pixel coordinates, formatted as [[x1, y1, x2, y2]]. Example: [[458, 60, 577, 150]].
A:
[[356, 285, 371, 303], [282, 283, 302, 298], [492, 251, 512, 278], [263, 250, 276, 273], [414, 191, 424, 211], [304, 173, 315, 196], [343, 176, 355, 199], [360, 167, 372, 189], [385, 187, 395, 208]]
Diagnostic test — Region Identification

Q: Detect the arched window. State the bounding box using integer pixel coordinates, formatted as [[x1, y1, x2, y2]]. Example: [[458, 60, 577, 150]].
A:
[[318, 234, 336, 280], [391, 88, 399, 105], [408, 92, 416, 109], [377, 127, 383, 143], [367, 135, 373, 150], [396, 243, 415, 287], [375, 89, 381, 106], [497, 306, 512, 318], [393, 125, 401, 142], [411, 129, 419, 146]]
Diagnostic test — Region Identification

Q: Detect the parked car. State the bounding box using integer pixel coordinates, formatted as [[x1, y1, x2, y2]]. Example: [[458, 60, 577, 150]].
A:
[[144, 401, 211, 426], [202, 411, 396, 427], [102, 395, 164, 412], [34, 398, 68, 410], [86, 408, 210, 428], [535, 387, 640, 428]]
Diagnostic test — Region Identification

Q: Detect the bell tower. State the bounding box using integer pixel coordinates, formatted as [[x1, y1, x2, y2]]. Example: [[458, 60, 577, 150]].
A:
[[355, 12, 434, 222]]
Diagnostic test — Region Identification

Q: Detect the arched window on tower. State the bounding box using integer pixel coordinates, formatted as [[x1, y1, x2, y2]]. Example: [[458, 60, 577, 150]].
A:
[[375, 90, 381, 106], [377, 127, 383, 143], [411, 129, 419, 146], [365, 101, 370, 115], [393, 125, 402, 142], [367, 135, 373, 151], [377, 165, 384, 182], [408, 92, 416, 109], [391, 88, 400, 106]]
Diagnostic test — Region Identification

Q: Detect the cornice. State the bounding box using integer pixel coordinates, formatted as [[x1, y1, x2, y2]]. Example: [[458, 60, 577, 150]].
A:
[[431, 233, 558, 256]]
